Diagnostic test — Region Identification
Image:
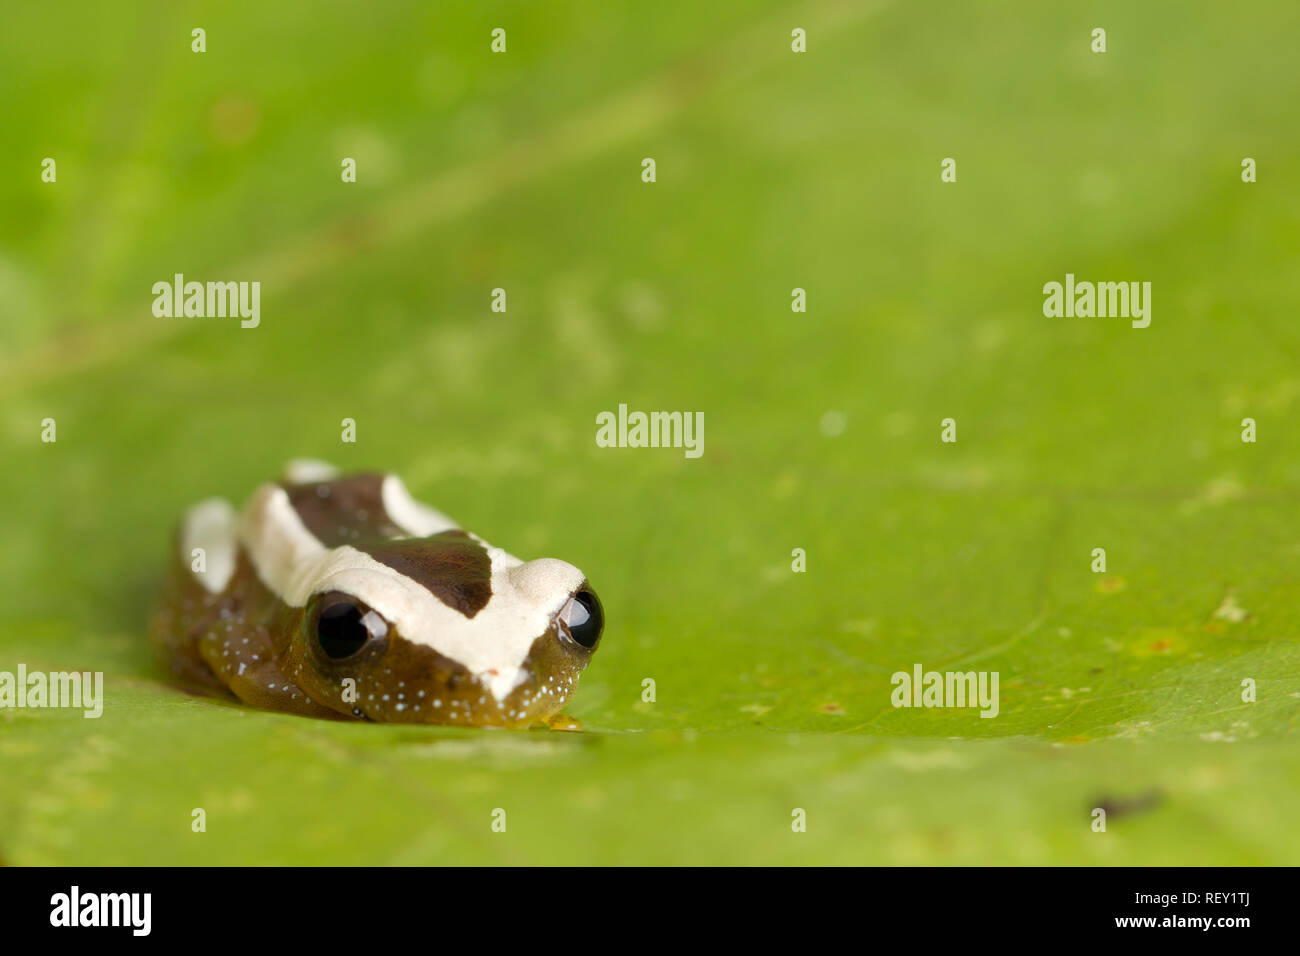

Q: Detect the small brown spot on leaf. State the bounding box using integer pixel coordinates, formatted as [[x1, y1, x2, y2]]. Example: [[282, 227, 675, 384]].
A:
[[209, 96, 261, 147], [1091, 789, 1164, 820]]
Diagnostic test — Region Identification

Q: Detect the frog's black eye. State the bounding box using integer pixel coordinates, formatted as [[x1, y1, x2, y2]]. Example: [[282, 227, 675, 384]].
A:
[[566, 588, 604, 650], [314, 593, 388, 660]]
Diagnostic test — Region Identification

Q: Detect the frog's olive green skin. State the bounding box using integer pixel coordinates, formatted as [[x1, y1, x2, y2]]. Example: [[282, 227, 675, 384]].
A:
[[151, 461, 604, 727]]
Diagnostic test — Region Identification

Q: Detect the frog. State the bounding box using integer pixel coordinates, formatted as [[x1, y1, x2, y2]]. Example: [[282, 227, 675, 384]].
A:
[[150, 460, 604, 727]]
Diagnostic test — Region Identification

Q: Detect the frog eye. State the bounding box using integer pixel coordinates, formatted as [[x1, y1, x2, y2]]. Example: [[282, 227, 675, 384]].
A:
[[313, 592, 389, 660], [562, 588, 604, 650]]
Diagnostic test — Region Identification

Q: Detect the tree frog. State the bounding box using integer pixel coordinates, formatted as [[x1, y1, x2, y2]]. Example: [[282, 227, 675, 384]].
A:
[[151, 460, 604, 727]]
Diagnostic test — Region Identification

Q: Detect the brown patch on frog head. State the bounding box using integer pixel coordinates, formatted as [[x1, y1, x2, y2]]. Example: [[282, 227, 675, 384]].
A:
[[282, 472, 407, 546], [364, 531, 493, 618]]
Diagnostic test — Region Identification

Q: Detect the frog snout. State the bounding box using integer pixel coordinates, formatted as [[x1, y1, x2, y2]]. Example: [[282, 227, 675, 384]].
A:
[[507, 558, 586, 608]]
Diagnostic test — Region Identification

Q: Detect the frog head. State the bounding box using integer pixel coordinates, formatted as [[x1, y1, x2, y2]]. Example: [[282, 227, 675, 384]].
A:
[[242, 473, 605, 726]]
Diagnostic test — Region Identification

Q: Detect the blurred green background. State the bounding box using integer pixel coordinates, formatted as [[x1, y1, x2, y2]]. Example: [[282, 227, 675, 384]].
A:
[[2, 0, 1299, 864]]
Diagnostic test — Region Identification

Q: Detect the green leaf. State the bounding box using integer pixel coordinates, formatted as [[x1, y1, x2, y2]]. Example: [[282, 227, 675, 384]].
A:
[[2, 0, 1298, 864]]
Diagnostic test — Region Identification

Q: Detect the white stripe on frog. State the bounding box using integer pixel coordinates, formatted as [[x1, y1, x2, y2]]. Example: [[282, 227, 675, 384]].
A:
[[238, 482, 583, 700], [180, 498, 238, 593]]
